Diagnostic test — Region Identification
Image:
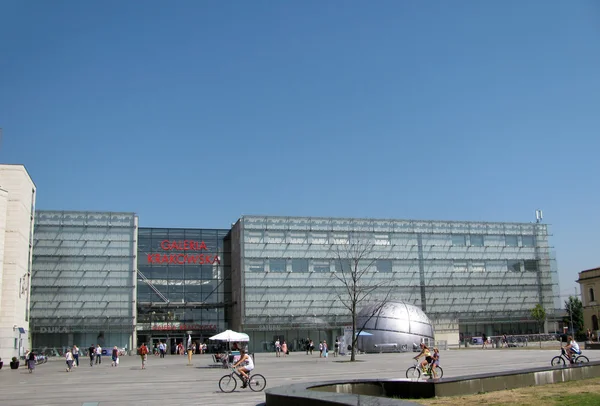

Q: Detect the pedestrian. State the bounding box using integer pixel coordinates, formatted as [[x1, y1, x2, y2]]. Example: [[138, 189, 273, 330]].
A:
[[282, 341, 288, 357], [65, 349, 74, 372], [111, 346, 119, 367], [323, 340, 328, 358], [334, 337, 340, 357], [95, 344, 102, 364], [73, 345, 79, 367], [88, 344, 96, 366], [306, 338, 310, 355], [482, 333, 488, 349], [27, 350, 36, 373], [139, 342, 149, 369], [309, 339, 314, 355], [319, 341, 323, 358], [275, 339, 281, 357]]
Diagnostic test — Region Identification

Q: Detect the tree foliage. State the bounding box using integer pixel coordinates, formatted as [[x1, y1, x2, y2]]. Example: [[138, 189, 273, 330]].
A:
[[530, 303, 546, 333], [564, 296, 584, 334]]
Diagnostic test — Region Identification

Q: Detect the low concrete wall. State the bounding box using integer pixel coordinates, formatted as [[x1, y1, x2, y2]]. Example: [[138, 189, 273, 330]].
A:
[[265, 362, 600, 406]]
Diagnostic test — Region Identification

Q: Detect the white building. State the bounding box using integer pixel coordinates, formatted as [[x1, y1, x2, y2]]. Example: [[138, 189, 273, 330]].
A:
[[0, 165, 36, 361]]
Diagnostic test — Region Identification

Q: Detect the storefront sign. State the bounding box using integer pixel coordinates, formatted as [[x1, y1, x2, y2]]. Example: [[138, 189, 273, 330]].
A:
[[147, 240, 221, 265], [151, 323, 217, 331]]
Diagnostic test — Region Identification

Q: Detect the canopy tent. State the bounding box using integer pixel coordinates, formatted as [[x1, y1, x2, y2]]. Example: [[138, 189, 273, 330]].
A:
[[209, 330, 250, 343]]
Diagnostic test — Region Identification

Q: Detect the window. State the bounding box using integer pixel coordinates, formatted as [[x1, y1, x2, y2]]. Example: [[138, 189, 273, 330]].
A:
[[452, 235, 466, 246], [470, 235, 484, 247], [522, 235, 535, 247], [247, 259, 265, 272], [311, 232, 328, 244], [292, 259, 308, 273], [312, 260, 330, 273], [471, 262, 486, 272], [505, 235, 518, 247], [335, 259, 351, 273], [507, 260, 521, 272], [524, 260, 538, 272], [590, 288, 596, 303], [246, 231, 264, 243], [374, 234, 391, 246], [266, 231, 285, 244], [453, 261, 468, 272], [332, 233, 349, 244], [377, 260, 392, 273], [269, 259, 286, 273], [288, 232, 307, 244]]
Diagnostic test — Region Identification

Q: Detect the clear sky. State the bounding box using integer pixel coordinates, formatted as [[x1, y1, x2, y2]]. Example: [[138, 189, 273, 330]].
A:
[[1, 1, 598, 299]]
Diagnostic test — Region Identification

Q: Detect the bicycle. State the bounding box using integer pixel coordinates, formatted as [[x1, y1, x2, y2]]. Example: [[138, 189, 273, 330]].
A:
[[405, 361, 443, 380], [219, 367, 267, 392], [551, 347, 589, 366]]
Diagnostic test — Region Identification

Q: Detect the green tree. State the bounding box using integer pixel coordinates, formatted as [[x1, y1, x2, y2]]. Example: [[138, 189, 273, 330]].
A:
[[564, 296, 584, 335], [530, 304, 546, 347]]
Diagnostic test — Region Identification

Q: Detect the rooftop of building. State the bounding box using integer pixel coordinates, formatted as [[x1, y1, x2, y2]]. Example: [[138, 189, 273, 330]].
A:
[[0, 163, 37, 187]]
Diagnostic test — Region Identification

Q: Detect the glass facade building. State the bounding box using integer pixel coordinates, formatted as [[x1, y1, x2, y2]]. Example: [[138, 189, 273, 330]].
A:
[[136, 228, 231, 353], [30, 211, 137, 352], [230, 216, 559, 352]]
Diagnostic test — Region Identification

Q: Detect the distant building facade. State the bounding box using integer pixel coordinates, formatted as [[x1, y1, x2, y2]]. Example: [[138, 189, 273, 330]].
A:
[[30, 211, 137, 352], [0, 165, 36, 361], [577, 267, 600, 335], [229, 215, 559, 352]]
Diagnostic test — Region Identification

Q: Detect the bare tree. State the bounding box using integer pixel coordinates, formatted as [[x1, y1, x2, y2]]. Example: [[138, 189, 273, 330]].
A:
[[331, 233, 393, 361]]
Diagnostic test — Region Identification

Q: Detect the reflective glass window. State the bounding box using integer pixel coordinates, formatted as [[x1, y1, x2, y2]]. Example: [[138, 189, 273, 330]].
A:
[[377, 260, 392, 273], [522, 235, 535, 247], [269, 259, 286, 273], [452, 235, 466, 246], [312, 260, 330, 273], [524, 260, 538, 272], [508, 260, 522, 272], [292, 259, 308, 273], [470, 235, 484, 247], [505, 235, 519, 247]]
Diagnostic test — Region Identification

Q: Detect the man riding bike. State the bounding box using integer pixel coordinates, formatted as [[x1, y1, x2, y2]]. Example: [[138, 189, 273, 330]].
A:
[[564, 335, 581, 364], [232, 348, 254, 388], [414, 343, 433, 372]]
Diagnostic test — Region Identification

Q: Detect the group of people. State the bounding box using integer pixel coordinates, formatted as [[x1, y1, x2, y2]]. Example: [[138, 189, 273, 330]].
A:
[[301, 337, 341, 357], [413, 343, 441, 377], [274, 339, 288, 357]]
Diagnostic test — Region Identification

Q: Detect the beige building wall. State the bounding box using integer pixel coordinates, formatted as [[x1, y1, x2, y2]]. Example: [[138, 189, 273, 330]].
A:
[[0, 165, 36, 361], [578, 267, 600, 338]]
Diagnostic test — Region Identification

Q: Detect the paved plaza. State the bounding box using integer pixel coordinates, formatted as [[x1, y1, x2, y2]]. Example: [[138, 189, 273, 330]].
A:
[[1, 347, 599, 406]]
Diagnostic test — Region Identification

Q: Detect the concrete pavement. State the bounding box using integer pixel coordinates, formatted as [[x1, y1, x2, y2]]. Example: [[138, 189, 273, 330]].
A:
[[1, 347, 599, 406]]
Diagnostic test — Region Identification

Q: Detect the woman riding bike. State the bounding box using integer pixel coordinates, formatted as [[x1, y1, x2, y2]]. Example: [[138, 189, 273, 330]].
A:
[[232, 348, 254, 388], [414, 343, 433, 372]]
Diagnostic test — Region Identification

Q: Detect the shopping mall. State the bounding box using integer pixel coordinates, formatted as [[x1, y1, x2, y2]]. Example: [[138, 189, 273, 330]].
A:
[[0, 165, 562, 357]]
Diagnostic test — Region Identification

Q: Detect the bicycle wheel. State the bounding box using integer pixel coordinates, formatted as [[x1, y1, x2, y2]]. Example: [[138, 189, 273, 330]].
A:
[[219, 375, 237, 392], [248, 374, 267, 392], [406, 366, 421, 380], [551, 356, 565, 366], [575, 355, 589, 364], [431, 366, 443, 379]]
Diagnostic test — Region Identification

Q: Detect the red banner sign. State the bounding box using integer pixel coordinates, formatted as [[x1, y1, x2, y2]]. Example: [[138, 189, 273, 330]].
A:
[[151, 323, 217, 331], [147, 240, 221, 265]]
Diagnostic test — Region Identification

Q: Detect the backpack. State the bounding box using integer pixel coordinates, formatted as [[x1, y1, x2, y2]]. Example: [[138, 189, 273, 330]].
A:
[[140, 346, 148, 355]]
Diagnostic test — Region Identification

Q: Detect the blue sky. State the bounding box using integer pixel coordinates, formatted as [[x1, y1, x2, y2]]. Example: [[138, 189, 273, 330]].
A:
[[1, 1, 598, 297]]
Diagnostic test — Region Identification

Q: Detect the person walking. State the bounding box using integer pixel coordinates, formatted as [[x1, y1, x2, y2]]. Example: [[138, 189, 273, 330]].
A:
[[319, 341, 323, 358], [323, 340, 328, 358], [95, 344, 102, 364], [88, 344, 96, 366], [281, 341, 288, 357], [275, 339, 281, 357], [139, 342, 149, 369], [111, 346, 119, 367], [73, 345, 80, 367], [306, 338, 310, 355], [27, 350, 36, 373], [482, 333, 488, 349], [65, 349, 74, 372], [334, 337, 340, 357]]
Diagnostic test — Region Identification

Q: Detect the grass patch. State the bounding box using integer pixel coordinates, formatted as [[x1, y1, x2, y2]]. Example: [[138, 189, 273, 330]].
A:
[[415, 377, 600, 406]]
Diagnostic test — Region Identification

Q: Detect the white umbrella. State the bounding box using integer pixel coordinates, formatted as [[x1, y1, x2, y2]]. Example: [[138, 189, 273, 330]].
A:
[[209, 330, 250, 342]]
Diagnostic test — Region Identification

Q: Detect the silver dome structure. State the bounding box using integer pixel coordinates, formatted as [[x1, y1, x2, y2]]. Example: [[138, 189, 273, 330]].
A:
[[356, 301, 434, 353]]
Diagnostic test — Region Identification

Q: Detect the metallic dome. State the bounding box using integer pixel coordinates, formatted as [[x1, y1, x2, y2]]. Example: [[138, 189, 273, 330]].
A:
[[356, 301, 434, 353]]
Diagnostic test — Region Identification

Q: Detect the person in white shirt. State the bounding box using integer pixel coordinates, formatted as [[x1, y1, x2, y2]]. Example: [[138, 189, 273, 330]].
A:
[[564, 336, 581, 363], [275, 339, 281, 357], [95, 345, 102, 364], [233, 348, 254, 388], [65, 349, 74, 372]]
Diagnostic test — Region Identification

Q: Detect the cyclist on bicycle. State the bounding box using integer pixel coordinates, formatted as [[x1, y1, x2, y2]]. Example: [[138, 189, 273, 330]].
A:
[[414, 343, 433, 372], [564, 335, 581, 364], [232, 348, 254, 388]]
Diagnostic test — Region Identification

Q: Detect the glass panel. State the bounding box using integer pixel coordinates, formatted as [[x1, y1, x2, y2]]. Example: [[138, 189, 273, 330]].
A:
[[292, 259, 308, 273], [377, 260, 392, 273], [312, 260, 330, 273], [269, 259, 286, 273], [452, 235, 466, 246], [247, 259, 265, 272], [374, 234, 390, 246], [505, 235, 518, 247], [471, 262, 486, 272], [524, 260, 538, 272], [453, 261, 468, 272], [470, 235, 484, 247], [335, 259, 351, 273], [522, 235, 535, 247], [266, 231, 286, 244], [507, 260, 522, 272]]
